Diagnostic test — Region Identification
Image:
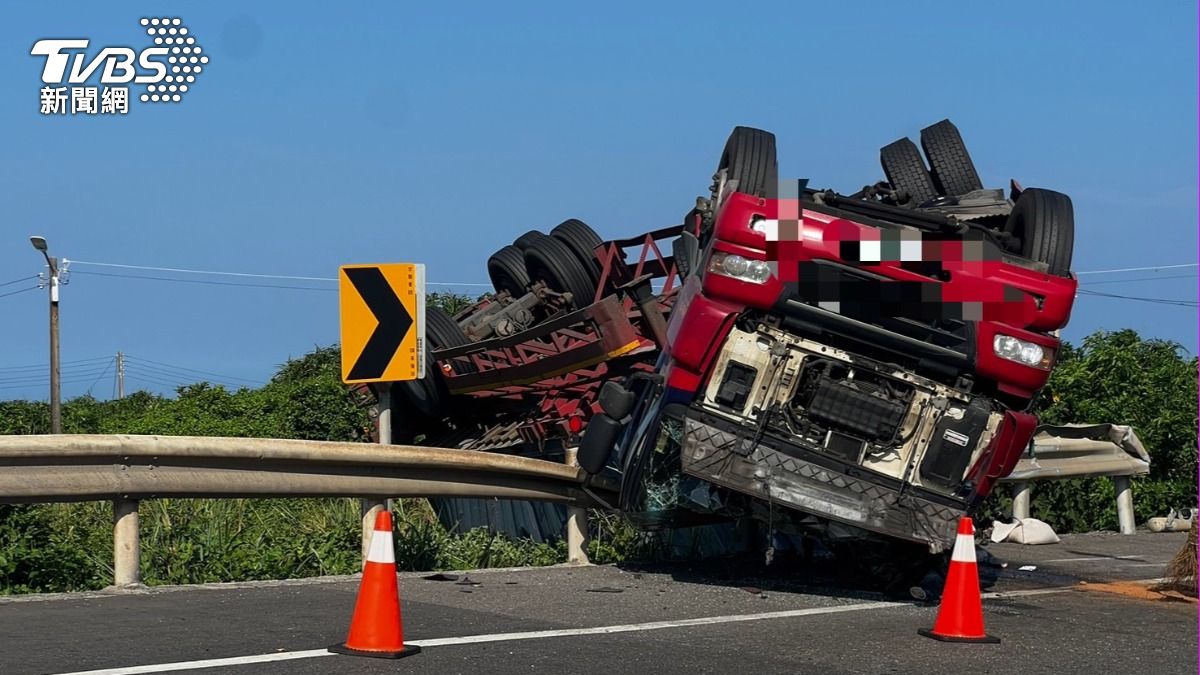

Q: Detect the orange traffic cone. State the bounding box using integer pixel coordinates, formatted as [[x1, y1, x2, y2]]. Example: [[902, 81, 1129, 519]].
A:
[[918, 517, 1000, 644], [328, 510, 421, 659]]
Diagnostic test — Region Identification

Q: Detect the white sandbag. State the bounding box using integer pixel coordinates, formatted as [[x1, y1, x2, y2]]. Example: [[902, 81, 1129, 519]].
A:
[[990, 518, 1061, 545]]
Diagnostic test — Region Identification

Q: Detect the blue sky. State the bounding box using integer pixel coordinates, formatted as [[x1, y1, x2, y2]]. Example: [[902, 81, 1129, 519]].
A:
[[0, 2, 1196, 401]]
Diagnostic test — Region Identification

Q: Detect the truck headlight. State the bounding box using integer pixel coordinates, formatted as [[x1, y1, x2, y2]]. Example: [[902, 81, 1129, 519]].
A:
[[708, 251, 771, 284], [993, 334, 1054, 369]]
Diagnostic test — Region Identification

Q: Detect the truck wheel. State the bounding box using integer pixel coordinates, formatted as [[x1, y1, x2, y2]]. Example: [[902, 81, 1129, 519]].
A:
[[1004, 188, 1074, 276], [881, 138, 938, 206], [718, 126, 778, 199], [550, 218, 603, 284], [920, 119, 983, 197], [514, 230, 548, 251], [398, 306, 472, 417], [488, 245, 531, 297], [523, 236, 596, 309]]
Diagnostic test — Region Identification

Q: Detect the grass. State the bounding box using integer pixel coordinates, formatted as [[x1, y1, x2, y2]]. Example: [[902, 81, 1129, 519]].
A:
[[0, 499, 662, 594], [1, 498, 587, 594]]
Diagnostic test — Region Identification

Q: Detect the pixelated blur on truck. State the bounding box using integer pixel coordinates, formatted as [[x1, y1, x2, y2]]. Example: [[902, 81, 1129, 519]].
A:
[[362, 120, 1076, 579], [579, 121, 1076, 564]]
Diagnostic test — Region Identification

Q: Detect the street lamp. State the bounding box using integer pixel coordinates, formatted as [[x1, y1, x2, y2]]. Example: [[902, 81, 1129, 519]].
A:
[[30, 235, 61, 434]]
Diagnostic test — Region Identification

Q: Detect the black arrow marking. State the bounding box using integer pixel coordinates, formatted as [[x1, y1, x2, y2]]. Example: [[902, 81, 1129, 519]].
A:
[[345, 267, 413, 381]]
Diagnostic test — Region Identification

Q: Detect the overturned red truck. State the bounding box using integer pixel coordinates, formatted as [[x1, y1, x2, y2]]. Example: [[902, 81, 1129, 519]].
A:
[[364, 120, 1076, 577]]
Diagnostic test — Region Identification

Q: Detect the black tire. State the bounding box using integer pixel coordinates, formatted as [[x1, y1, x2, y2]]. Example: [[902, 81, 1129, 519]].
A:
[[920, 119, 983, 197], [550, 218, 603, 283], [523, 236, 596, 309], [881, 138, 938, 206], [718, 126, 778, 199], [513, 230, 548, 251], [398, 306, 472, 417], [1004, 188, 1075, 276], [487, 245, 530, 297]]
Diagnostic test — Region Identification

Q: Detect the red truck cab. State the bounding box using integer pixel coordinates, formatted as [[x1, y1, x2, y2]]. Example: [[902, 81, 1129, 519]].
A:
[[610, 124, 1077, 555]]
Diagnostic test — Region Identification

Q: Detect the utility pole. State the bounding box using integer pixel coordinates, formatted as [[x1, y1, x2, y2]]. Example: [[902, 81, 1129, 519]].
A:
[[116, 351, 125, 399], [30, 236, 61, 434]]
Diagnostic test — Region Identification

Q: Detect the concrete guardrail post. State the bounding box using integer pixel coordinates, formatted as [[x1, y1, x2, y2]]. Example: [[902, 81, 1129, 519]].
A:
[[112, 498, 141, 587], [1012, 477, 1136, 535], [1113, 476, 1136, 535], [1011, 481, 1031, 520], [564, 447, 589, 565]]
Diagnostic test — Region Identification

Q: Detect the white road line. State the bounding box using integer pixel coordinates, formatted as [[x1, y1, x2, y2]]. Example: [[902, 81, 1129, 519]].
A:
[[1038, 556, 1148, 563], [54, 580, 1163, 675], [53, 650, 336, 675], [406, 600, 903, 648], [53, 600, 904, 675], [982, 587, 1077, 599]]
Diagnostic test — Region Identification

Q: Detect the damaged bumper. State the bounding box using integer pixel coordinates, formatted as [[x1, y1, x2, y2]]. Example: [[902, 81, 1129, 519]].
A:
[[679, 408, 964, 552]]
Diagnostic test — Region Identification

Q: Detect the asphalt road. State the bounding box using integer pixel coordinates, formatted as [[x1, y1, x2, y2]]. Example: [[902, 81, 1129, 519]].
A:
[[0, 531, 1193, 675]]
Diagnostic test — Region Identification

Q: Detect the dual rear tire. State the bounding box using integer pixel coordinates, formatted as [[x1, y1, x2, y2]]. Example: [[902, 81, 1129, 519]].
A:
[[487, 219, 604, 309]]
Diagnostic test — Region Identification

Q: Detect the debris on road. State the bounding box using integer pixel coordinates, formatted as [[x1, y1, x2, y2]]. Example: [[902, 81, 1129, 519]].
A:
[[991, 518, 1061, 545], [422, 573, 460, 582], [1148, 508, 1194, 533], [1156, 528, 1197, 598]]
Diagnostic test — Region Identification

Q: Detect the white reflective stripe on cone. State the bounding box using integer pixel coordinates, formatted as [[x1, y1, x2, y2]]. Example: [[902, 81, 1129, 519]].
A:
[[950, 533, 976, 563], [367, 530, 395, 564]]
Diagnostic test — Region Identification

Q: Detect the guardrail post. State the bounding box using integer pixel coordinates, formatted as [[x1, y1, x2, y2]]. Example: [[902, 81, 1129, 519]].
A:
[[363, 384, 394, 564], [112, 498, 141, 587], [564, 448, 589, 565], [1011, 481, 1031, 520], [1113, 476, 1136, 534]]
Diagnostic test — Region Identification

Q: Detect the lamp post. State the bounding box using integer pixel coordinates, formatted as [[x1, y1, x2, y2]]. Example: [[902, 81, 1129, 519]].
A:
[[30, 236, 61, 434]]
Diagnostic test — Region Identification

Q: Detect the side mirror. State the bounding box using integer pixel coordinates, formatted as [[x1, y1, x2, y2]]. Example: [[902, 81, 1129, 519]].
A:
[[672, 231, 701, 279], [598, 381, 635, 419], [578, 414, 622, 475]]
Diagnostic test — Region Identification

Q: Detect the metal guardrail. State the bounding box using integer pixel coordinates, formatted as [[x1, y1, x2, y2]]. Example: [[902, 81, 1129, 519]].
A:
[[998, 423, 1151, 535], [0, 434, 611, 587]]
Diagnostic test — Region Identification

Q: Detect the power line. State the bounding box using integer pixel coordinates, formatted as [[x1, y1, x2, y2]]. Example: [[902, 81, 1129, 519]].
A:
[[69, 260, 338, 282], [122, 368, 197, 388], [123, 370, 239, 392], [0, 367, 112, 384], [0, 275, 38, 288], [0, 286, 38, 300], [0, 356, 112, 373], [68, 259, 492, 287], [1081, 273, 1198, 286], [124, 355, 262, 385], [122, 364, 250, 390], [123, 372, 188, 391], [1076, 289, 1199, 307], [1075, 263, 1198, 276], [52, 255, 1200, 286], [72, 270, 337, 293], [82, 357, 117, 397], [0, 374, 125, 391]]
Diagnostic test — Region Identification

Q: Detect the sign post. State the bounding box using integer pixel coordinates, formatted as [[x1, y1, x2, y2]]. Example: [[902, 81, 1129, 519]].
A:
[[339, 263, 425, 564], [362, 383, 392, 564]]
